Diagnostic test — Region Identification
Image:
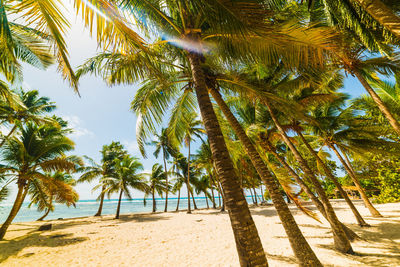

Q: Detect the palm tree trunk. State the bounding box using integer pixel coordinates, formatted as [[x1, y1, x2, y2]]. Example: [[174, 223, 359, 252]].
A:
[[188, 52, 267, 266], [0, 124, 17, 148], [152, 187, 156, 213], [211, 186, 216, 209], [249, 188, 255, 204], [260, 185, 265, 202], [296, 130, 369, 227], [254, 187, 262, 204], [190, 189, 198, 209], [330, 144, 383, 217], [217, 189, 221, 207], [211, 88, 322, 265], [265, 100, 353, 254], [187, 141, 192, 214], [115, 189, 123, 219], [0, 181, 27, 240], [163, 149, 169, 212], [354, 0, 400, 39], [354, 69, 400, 135], [205, 192, 209, 209], [37, 208, 51, 221], [262, 138, 359, 241], [285, 192, 291, 204], [176, 188, 181, 211], [95, 185, 106, 216]]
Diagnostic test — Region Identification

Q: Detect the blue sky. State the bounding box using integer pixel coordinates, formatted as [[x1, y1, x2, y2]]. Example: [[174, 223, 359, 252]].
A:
[[7, 1, 368, 201]]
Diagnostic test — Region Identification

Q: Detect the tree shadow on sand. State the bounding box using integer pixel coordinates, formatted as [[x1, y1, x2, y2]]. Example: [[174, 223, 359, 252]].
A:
[[0, 232, 87, 263], [316, 218, 400, 266]]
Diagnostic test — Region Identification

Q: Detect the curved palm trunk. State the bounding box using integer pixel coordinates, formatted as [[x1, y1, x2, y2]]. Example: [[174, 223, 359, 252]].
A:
[[163, 149, 169, 212], [205, 192, 209, 209], [354, 0, 400, 39], [211, 88, 322, 266], [37, 208, 51, 221], [187, 141, 192, 214], [190, 190, 198, 209], [330, 144, 383, 217], [296, 131, 369, 227], [189, 52, 267, 266], [211, 186, 216, 208], [0, 124, 17, 148], [0, 182, 27, 240], [217, 189, 221, 207], [95, 185, 106, 216], [115, 189, 123, 219], [265, 101, 353, 254], [176, 188, 181, 211], [152, 187, 156, 213], [262, 138, 359, 241], [354, 70, 400, 135]]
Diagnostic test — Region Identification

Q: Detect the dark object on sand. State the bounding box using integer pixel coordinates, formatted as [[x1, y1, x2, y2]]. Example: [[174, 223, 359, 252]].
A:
[[57, 218, 63, 220], [38, 224, 52, 231]]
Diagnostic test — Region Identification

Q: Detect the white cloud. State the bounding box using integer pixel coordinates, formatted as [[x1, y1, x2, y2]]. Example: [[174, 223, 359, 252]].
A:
[[122, 139, 139, 154], [62, 115, 94, 138]]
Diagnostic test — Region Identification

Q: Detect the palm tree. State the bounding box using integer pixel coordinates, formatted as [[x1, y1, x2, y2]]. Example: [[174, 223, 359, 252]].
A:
[[215, 63, 355, 253], [259, 133, 359, 240], [144, 164, 168, 213], [0, 175, 11, 203], [0, 122, 77, 240], [195, 175, 212, 209], [305, 97, 397, 217], [150, 128, 177, 212], [179, 112, 204, 214], [76, 0, 342, 264], [0, 89, 56, 147], [101, 155, 147, 219], [78, 142, 128, 216], [307, 0, 400, 41], [29, 171, 79, 221], [0, 0, 81, 89]]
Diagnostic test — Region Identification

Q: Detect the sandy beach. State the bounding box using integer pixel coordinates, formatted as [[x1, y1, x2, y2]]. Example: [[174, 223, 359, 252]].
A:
[[1, 200, 399, 266]]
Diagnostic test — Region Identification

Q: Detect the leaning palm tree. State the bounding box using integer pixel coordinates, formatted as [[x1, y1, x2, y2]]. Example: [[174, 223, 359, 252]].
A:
[[149, 128, 177, 212], [76, 0, 343, 264], [101, 155, 147, 219], [144, 163, 168, 213], [0, 122, 77, 240], [29, 171, 79, 221]]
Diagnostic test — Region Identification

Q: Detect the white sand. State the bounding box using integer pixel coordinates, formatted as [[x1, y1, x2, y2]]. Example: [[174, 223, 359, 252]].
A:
[[1, 200, 399, 266]]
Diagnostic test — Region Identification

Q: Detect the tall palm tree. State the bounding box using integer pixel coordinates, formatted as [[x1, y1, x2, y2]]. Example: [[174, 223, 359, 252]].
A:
[[179, 112, 204, 214], [144, 163, 168, 213], [306, 101, 396, 217], [101, 155, 147, 219], [216, 64, 355, 253], [150, 128, 177, 212], [76, 1, 341, 264], [78, 142, 127, 216], [0, 122, 77, 240]]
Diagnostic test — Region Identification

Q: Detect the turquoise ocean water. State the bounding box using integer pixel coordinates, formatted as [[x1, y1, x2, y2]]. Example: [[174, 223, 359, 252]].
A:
[[0, 196, 262, 223]]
